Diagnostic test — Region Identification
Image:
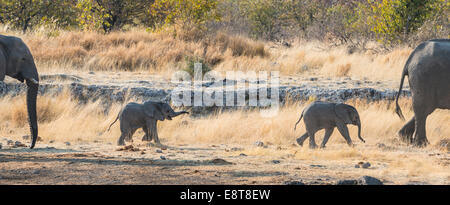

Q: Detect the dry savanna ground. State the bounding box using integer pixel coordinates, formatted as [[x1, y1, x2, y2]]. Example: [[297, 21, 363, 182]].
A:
[[0, 29, 449, 184]]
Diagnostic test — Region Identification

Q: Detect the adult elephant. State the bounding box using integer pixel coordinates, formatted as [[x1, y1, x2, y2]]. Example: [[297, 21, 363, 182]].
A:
[[395, 39, 450, 147], [0, 35, 39, 149]]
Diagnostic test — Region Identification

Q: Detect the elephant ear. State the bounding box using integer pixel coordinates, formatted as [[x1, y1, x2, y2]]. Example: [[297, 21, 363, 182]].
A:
[[144, 102, 165, 121], [335, 103, 352, 124]]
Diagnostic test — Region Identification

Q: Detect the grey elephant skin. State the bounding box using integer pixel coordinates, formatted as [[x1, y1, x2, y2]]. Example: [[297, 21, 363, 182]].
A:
[[294, 101, 365, 149], [108, 101, 189, 146], [395, 39, 450, 147], [0, 35, 39, 149]]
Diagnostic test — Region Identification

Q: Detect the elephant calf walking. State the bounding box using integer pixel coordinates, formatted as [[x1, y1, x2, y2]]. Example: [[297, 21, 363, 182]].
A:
[[108, 101, 189, 146], [294, 101, 365, 149]]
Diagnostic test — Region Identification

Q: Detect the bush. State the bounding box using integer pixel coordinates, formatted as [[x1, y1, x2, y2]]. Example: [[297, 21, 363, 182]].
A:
[[183, 56, 212, 78]]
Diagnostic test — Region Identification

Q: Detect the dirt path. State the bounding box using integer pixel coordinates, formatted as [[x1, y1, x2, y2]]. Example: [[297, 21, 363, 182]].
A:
[[0, 140, 448, 185]]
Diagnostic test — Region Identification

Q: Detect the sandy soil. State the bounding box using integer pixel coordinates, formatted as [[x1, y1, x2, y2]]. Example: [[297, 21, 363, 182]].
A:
[[0, 139, 448, 185]]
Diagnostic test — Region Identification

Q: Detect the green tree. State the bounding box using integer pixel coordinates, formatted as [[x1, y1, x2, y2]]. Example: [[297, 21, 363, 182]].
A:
[[367, 0, 438, 45], [76, 0, 151, 33], [0, 0, 75, 32]]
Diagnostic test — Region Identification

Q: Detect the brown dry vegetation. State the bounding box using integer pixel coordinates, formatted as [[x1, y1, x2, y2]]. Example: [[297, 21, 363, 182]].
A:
[[0, 27, 413, 81], [0, 91, 449, 184], [1, 90, 448, 151]]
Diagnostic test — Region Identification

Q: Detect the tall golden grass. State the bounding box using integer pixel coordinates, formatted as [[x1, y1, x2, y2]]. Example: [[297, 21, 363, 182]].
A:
[[1, 90, 448, 151], [0, 27, 413, 81]]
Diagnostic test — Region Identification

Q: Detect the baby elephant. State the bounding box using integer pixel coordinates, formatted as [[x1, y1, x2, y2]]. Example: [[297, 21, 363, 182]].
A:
[[108, 101, 189, 146], [294, 101, 365, 149]]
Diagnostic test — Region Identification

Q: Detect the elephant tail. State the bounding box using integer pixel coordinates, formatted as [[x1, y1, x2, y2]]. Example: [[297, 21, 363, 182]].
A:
[[395, 65, 408, 121], [107, 113, 120, 131], [294, 111, 304, 131]]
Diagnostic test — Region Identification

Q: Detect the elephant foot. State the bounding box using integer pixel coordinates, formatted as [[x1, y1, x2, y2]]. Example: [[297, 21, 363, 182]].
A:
[[319, 145, 326, 149], [309, 143, 318, 149], [117, 141, 125, 146], [413, 138, 429, 147], [296, 138, 304, 147], [398, 130, 414, 144]]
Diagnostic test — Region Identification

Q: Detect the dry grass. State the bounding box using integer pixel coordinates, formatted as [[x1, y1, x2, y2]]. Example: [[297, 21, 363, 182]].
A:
[[0, 27, 414, 81], [1, 91, 448, 150], [0, 92, 448, 183]]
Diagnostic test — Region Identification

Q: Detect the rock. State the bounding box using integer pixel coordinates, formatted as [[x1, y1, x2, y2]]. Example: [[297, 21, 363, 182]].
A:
[[14, 141, 27, 147], [160, 156, 166, 160], [271, 160, 281, 164], [209, 158, 233, 165], [362, 162, 371, 169], [231, 147, 243, 152], [0, 143, 2, 149], [7, 140, 14, 145], [284, 180, 305, 185], [358, 176, 383, 185], [336, 176, 383, 185], [140, 151, 146, 155], [254, 141, 264, 147], [336, 179, 359, 185], [239, 153, 247, 157], [33, 170, 41, 174], [355, 162, 371, 169], [49, 140, 54, 144], [64, 142, 71, 146], [156, 149, 163, 153]]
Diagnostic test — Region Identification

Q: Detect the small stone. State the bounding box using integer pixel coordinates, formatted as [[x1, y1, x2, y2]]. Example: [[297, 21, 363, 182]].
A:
[[239, 153, 247, 157], [7, 140, 14, 145], [49, 140, 54, 144], [285, 180, 305, 185], [140, 151, 146, 155], [209, 158, 232, 165], [64, 142, 71, 146], [14, 141, 27, 147], [336, 179, 358, 185], [0, 143, 2, 149], [156, 149, 163, 153], [254, 141, 264, 147], [362, 162, 371, 169], [272, 160, 281, 164], [160, 156, 166, 160], [33, 170, 41, 174], [358, 176, 383, 185]]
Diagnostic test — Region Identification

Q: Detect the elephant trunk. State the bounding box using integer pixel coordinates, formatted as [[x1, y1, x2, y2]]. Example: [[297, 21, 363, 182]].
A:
[[357, 121, 365, 143], [26, 79, 38, 149], [171, 111, 189, 118]]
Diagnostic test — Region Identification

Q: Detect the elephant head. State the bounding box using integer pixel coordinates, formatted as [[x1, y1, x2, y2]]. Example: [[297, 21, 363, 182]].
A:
[[143, 101, 189, 121], [0, 35, 39, 149], [335, 103, 365, 143]]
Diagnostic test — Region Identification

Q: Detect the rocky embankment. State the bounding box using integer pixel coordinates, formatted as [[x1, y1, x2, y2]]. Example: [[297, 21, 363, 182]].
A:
[[0, 73, 410, 113]]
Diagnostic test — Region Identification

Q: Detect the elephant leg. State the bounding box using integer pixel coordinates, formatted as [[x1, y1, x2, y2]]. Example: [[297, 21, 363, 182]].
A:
[[413, 113, 430, 147], [141, 125, 153, 142], [411, 99, 434, 147], [118, 127, 137, 146], [117, 133, 126, 146], [398, 116, 415, 144], [336, 123, 353, 147], [296, 133, 309, 147], [146, 120, 161, 145], [308, 131, 318, 149], [320, 127, 334, 148]]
